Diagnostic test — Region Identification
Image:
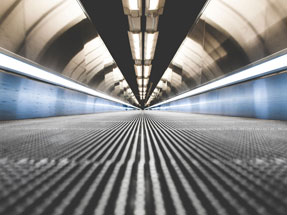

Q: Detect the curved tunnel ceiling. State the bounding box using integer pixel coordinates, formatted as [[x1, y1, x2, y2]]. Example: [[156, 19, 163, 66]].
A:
[[0, 0, 139, 106], [79, 0, 208, 106], [2, 0, 286, 108], [146, 0, 287, 106]]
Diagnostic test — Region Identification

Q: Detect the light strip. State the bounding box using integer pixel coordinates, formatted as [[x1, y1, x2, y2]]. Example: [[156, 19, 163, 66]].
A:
[[143, 78, 149, 86], [126, 0, 140, 10], [122, 0, 142, 14], [148, 54, 287, 109], [0, 52, 138, 109], [144, 32, 159, 60], [144, 65, 152, 78], [137, 78, 143, 86], [146, 0, 165, 12], [128, 32, 142, 60], [134, 64, 142, 77]]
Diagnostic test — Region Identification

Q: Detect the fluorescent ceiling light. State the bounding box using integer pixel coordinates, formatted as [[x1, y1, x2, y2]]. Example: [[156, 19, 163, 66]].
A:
[[0, 52, 137, 109], [144, 32, 159, 60], [113, 67, 124, 82], [122, 80, 129, 88], [137, 78, 143, 86], [122, 0, 142, 15], [144, 65, 152, 78], [128, 32, 142, 60], [127, 0, 140, 10], [133, 99, 139, 105], [139, 86, 145, 91], [154, 88, 160, 94], [146, 0, 165, 11], [127, 88, 132, 94], [162, 67, 173, 81], [143, 78, 149, 86], [134, 64, 143, 77], [156, 80, 163, 89], [148, 53, 287, 108]]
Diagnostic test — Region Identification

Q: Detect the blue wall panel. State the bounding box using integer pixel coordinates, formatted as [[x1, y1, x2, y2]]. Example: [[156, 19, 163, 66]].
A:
[[153, 72, 287, 120], [0, 71, 130, 120]]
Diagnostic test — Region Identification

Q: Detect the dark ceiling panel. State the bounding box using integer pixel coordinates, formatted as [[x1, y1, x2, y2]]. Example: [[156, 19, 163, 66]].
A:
[[79, 0, 207, 107], [79, 0, 137, 96]]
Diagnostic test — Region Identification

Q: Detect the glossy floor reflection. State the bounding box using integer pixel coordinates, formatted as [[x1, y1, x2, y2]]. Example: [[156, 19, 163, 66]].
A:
[[0, 111, 286, 215]]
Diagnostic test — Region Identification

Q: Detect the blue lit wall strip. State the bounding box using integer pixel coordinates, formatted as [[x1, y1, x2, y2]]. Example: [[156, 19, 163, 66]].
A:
[[148, 53, 287, 120], [0, 50, 137, 109], [149, 71, 287, 120], [0, 71, 132, 120]]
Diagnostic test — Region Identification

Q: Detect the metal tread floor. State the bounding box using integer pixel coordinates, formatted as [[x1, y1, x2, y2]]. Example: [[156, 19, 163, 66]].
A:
[[0, 111, 286, 215]]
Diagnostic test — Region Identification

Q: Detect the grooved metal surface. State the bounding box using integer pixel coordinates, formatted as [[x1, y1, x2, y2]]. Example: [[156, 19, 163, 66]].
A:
[[0, 111, 286, 215]]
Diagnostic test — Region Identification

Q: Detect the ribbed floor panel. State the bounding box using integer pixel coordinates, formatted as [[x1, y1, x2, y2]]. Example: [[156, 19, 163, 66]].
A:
[[0, 111, 286, 215]]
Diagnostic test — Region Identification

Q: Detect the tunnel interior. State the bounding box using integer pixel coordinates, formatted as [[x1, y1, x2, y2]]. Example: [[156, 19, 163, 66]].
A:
[[0, 1, 287, 215]]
